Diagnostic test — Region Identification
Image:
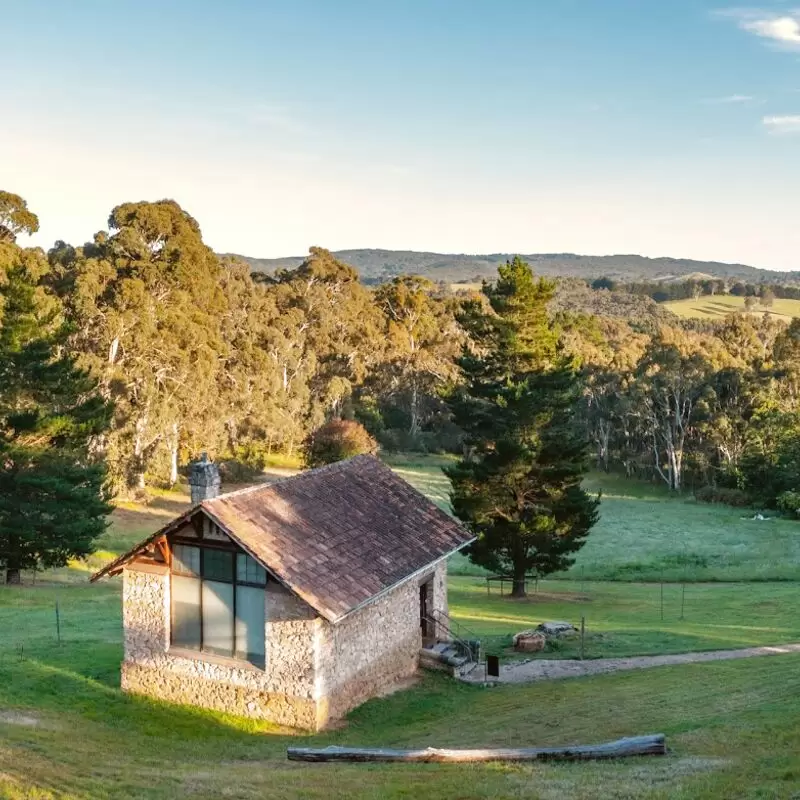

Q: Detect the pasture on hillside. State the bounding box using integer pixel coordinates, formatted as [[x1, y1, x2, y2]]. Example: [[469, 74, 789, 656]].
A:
[[664, 294, 800, 321], [394, 455, 800, 582]]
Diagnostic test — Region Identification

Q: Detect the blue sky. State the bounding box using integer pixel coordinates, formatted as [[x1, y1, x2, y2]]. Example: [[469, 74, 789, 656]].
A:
[[3, 1, 800, 268]]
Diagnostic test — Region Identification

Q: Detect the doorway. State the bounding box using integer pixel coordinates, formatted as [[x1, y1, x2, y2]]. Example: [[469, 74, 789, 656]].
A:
[[420, 580, 432, 643]]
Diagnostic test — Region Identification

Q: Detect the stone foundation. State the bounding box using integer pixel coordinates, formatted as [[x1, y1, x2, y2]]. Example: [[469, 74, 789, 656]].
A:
[[121, 661, 318, 729]]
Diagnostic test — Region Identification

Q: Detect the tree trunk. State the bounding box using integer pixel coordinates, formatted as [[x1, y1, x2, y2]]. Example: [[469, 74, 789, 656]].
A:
[[409, 380, 420, 438], [511, 565, 527, 598], [168, 422, 179, 487], [5, 567, 21, 585]]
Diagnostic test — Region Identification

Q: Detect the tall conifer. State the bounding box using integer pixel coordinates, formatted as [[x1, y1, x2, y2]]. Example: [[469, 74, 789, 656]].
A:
[[0, 261, 112, 584], [446, 257, 599, 597]]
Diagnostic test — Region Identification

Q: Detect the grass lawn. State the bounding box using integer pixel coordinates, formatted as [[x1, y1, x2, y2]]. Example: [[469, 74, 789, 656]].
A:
[[4, 454, 800, 796], [2, 583, 800, 798], [448, 577, 800, 660], [664, 294, 800, 321], [387, 458, 800, 582]]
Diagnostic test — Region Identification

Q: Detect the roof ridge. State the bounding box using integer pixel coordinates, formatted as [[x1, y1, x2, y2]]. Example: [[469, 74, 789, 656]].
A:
[[202, 454, 380, 505]]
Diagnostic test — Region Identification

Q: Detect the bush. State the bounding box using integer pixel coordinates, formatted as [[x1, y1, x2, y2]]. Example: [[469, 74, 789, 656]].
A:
[[694, 486, 752, 507], [777, 490, 800, 519], [217, 459, 263, 484], [304, 419, 379, 468]]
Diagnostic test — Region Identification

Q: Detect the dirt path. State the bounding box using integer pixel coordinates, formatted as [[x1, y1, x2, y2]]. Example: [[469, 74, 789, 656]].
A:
[[461, 642, 800, 684]]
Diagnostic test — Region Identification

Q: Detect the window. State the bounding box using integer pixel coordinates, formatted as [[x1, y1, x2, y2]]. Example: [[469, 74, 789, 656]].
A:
[[170, 544, 266, 667]]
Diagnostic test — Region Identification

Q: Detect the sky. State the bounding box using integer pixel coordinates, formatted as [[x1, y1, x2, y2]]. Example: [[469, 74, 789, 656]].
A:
[[2, 1, 800, 269]]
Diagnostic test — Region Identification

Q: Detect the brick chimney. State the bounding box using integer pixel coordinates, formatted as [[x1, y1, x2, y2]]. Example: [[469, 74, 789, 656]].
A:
[[188, 452, 221, 504]]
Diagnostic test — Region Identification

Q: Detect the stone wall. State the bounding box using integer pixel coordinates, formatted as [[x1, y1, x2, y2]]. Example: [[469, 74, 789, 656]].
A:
[[120, 565, 321, 729], [316, 562, 450, 724], [120, 557, 452, 730]]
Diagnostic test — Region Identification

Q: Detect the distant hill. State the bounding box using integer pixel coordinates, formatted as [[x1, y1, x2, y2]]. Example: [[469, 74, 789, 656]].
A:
[[222, 249, 799, 285]]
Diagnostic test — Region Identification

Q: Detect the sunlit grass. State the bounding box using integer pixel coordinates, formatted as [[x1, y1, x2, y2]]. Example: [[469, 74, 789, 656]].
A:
[[4, 454, 800, 796], [2, 585, 800, 798], [664, 294, 800, 321], [387, 456, 800, 583], [448, 577, 800, 660]]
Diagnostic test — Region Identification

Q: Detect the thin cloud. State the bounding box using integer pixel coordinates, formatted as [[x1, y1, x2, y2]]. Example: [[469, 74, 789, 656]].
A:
[[706, 94, 756, 103], [718, 8, 800, 48], [763, 114, 800, 134]]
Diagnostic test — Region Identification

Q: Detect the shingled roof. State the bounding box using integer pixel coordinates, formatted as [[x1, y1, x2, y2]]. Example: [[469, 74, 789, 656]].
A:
[[92, 455, 474, 623]]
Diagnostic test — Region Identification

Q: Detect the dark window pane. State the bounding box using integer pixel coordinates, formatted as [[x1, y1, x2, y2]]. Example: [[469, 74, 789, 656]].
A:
[[172, 544, 200, 576], [202, 581, 234, 657], [203, 549, 233, 582], [171, 576, 201, 649], [236, 553, 266, 586], [235, 586, 265, 664]]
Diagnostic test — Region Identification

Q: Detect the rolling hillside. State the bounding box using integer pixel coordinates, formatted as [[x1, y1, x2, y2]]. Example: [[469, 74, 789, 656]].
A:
[[665, 295, 800, 321], [223, 249, 799, 286]]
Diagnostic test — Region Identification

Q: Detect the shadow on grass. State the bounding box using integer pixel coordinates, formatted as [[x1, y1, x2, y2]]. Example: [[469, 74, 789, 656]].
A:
[[0, 646, 308, 748]]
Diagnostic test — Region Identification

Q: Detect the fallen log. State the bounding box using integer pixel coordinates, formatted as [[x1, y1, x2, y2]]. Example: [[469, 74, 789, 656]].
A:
[[287, 734, 666, 763]]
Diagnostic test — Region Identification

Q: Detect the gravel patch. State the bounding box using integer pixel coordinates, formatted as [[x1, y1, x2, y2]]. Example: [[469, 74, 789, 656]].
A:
[[462, 643, 800, 684]]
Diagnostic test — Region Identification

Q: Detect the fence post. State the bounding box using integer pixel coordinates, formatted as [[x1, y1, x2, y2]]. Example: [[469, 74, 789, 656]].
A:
[[660, 580, 664, 622], [680, 582, 685, 620], [55, 596, 61, 646], [580, 616, 585, 661]]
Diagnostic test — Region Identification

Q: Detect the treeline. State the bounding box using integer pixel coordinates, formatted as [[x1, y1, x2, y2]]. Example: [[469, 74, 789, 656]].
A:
[[574, 311, 800, 509], [4, 190, 800, 513], [1, 194, 466, 494], [592, 276, 800, 304]]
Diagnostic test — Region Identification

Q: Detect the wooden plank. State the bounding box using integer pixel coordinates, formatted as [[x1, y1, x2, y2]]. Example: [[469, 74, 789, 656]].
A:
[[287, 734, 667, 763]]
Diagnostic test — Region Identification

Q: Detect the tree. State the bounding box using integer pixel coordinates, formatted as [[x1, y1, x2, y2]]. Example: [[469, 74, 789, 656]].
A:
[[372, 276, 463, 441], [0, 258, 113, 584], [730, 282, 747, 297], [759, 287, 775, 308], [0, 191, 39, 243], [51, 200, 227, 492], [273, 248, 384, 433], [446, 257, 600, 597], [304, 419, 378, 468], [744, 295, 757, 311], [632, 335, 711, 491]]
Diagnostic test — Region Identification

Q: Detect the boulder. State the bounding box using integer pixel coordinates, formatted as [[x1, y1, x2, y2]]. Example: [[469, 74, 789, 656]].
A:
[[536, 621, 577, 638], [512, 631, 546, 653]]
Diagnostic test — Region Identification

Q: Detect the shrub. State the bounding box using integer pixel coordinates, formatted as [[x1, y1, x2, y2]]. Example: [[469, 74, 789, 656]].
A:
[[217, 459, 263, 484], [777, 490, 800, 519], [304, 419, 378, 468], [694, 485, 751, 507]]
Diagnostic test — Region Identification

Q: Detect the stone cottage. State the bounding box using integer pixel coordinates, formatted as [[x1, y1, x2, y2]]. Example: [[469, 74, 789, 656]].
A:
[[91, 455, 474, 730]]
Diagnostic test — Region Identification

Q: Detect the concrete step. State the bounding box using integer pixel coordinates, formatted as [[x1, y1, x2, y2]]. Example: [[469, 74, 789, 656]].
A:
[[420, 641, 475, 675]]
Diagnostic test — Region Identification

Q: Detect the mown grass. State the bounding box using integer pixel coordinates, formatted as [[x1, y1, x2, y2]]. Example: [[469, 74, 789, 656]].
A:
[[448, 576, 800, 660], [2, 585, 800, 799], [3, 455, 800, 796], [389, 458, 800, 582], [664, 294, 800, 321]]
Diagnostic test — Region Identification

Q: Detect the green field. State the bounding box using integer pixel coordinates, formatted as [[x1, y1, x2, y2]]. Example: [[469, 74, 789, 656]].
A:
[[664, 294, 800, 321], [2, 582, 800, 798], [4, 456, 800, 797], [393, 458, 800, 582]]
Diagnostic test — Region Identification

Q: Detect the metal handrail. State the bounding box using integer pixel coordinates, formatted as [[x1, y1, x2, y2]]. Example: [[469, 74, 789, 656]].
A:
[[423, 612, 480, 665], [430, 608, 482, 651]]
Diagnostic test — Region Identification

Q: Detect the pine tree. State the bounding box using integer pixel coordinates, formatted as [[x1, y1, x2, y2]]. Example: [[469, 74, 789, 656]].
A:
[[0, 263, 113, 584], [446, 257, 600, 597]]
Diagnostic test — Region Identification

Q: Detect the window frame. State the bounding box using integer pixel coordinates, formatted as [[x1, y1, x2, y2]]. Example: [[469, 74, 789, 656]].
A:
[[169, 535, 267, 668]]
